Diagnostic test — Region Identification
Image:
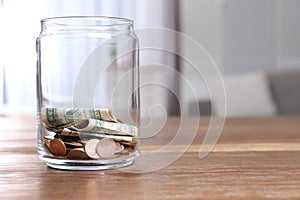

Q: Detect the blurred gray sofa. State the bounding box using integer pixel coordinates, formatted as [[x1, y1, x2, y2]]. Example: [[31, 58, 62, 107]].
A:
[[268, 70, 300, 115], [189, 69, 300, 116]]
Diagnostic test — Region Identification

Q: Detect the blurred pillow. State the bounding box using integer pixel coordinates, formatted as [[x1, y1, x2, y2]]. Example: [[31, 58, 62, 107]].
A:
[[212, 72, 277, 117]]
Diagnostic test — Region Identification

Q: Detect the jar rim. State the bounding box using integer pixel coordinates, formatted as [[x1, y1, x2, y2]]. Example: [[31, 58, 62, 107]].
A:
[[41, 16, 134, 28]]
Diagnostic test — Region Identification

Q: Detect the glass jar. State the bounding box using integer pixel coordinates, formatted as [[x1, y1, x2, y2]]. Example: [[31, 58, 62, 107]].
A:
[[36, 16, 140, 170]]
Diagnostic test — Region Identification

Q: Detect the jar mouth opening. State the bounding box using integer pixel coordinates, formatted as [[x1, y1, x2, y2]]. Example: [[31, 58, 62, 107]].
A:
[[41, 16, 134, 28]]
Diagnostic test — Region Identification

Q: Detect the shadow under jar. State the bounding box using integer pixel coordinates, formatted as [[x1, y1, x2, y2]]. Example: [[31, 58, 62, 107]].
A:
[[36, 16, 140, 170]]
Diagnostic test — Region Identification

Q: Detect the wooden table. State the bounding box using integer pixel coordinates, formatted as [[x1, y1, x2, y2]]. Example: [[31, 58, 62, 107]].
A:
[[0, 115, 299, 200]]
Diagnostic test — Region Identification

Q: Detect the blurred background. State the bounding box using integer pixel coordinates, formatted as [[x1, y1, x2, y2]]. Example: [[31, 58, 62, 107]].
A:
[[1, 0, 300, 118]]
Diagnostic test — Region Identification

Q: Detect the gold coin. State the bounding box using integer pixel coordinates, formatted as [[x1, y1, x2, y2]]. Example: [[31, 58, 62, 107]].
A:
[[85, 139, 101, 159], [49, 138, 67, 156]]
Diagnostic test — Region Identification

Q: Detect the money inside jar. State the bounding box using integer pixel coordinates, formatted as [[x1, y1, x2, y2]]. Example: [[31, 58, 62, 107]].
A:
[[41, 108, 138, 160]]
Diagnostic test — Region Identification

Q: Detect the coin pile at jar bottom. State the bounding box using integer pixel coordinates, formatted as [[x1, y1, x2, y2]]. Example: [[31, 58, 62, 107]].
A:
[[44, 128, 136, 160], [41, 108, 138, 160]]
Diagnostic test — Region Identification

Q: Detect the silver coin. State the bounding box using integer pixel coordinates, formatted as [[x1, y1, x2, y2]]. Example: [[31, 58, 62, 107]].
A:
[[84, 139, 101, 159], [96, 138, 117, 159]]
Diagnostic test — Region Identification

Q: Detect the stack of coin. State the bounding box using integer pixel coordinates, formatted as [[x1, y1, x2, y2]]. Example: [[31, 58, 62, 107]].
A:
[[44, 128, 135, 160], [42, 108, 138, 160]]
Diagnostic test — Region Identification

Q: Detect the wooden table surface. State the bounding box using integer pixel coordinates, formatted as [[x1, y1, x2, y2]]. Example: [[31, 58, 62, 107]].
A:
[[0, 115, 299, 200]]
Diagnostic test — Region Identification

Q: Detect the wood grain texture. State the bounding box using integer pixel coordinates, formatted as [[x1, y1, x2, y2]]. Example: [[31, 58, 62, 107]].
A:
[[0, 115, 299, 200]]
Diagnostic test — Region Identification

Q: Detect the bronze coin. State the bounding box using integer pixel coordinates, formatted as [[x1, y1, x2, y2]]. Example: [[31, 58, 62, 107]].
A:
[[64, 141, 84, 148], [49, 138, 67, 156], [67, 148, 90, 160]]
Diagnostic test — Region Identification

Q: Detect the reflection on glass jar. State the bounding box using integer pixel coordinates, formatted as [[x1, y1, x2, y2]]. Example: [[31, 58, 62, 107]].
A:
[[36, 16, 140, 170]]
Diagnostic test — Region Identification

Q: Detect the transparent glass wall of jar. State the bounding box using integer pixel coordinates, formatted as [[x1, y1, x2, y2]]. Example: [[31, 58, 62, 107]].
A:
[[36, 16, 140, 170]]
